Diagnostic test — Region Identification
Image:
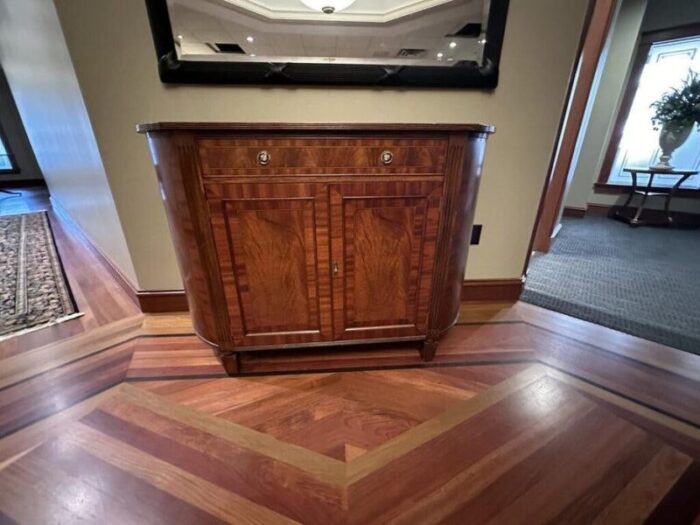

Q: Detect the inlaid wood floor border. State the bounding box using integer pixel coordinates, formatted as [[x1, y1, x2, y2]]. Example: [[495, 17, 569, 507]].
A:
[[1, 308, 698, 455], [0, 364, 550, 481], [62, 421, 299, 525], [546, 368, 700, 439], [117, 383, 347, 485], [0, 314, 143, 391], [3, 363, 696, 492], [124, 357, 538, 383], [0, 385, 123, 469], [515, 302, 700, 383]]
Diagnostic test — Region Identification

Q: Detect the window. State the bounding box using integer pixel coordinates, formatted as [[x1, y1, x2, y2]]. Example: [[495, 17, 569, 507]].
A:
[[604, 33, 700, 189], [0, 129, 16, 172]]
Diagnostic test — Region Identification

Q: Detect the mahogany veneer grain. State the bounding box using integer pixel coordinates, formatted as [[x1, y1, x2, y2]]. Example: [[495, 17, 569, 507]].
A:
[[139, 123, 493, 374]]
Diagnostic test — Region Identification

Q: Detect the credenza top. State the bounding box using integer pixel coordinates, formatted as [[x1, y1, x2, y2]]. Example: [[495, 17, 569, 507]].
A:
[[136, 122, 496, 134]]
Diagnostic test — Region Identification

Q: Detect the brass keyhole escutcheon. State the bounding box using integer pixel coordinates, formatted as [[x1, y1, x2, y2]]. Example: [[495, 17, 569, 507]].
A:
[[380, 150, 394, 165], [257, 150, 271, 166]]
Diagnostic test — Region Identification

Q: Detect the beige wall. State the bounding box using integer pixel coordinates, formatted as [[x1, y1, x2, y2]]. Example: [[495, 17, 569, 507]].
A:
[[0, 0, 137, 284], [53, 0, 589, 290]]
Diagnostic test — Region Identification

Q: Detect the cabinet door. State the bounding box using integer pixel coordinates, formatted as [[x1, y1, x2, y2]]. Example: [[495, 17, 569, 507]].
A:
[[329, 181, 443, 341], [208, 183, 332, 347]]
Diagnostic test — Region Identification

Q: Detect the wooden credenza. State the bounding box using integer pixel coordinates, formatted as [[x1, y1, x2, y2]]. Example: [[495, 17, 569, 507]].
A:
[[138, 123, 494, 374]]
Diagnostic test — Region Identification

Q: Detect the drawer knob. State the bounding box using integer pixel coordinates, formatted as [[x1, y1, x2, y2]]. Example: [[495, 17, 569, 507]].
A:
[[380, 150, 394, 165], [257, 150, 271, 166]]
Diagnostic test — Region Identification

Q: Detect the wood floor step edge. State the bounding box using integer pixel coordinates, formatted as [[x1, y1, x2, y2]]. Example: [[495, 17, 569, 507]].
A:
[[517, 302, 700, 383], [545, 367, 700, 440], [140, 313, 195, 336], [0, 315, 144, 390]]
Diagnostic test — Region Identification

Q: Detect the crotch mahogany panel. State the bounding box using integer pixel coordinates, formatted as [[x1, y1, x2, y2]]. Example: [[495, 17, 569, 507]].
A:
[[138, 123, 494, 375]]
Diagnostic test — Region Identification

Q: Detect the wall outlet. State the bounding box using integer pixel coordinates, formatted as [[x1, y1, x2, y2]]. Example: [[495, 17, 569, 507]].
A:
[[470, 224, 482, 245]]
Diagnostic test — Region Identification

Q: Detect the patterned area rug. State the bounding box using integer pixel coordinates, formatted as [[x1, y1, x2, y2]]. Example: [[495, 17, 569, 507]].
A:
[[0, 212, 81, 340], [522, 216, 700, 355]]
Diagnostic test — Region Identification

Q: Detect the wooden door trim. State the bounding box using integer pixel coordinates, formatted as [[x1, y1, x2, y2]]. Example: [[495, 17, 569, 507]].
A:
[[597, 22, 700, 187], [529, 0, 617, 255]]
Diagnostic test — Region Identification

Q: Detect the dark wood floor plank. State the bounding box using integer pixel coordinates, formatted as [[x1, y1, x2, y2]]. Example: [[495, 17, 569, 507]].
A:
[[0, 342, 133, 438], [34, 437, 226, 525], [592, 445, 692, 524], [348, 376, 584, 524], [82, 404, 344, 524], [531, 326, 700, 426], [645, 461, 700, 525], [440, 406, 634, 524]]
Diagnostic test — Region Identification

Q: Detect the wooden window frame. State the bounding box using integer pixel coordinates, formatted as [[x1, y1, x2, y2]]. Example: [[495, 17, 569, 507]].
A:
[[596, 22, 700, 195]]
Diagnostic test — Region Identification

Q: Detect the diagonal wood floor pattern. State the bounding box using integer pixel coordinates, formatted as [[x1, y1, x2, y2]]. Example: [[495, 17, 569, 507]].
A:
[[1, 190, 700, 523], [1, 364, 699, 524]]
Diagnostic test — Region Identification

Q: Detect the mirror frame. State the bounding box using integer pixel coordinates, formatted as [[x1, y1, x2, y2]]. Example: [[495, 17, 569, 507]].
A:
[[144, 0, 509, 89]]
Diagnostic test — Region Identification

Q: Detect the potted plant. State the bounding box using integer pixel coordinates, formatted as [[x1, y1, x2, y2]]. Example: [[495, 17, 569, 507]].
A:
[[650, 70, 700, 170]]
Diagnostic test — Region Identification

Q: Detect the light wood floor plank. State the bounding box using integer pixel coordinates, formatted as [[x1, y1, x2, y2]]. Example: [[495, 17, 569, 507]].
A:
[[346, 364, 547, 482], [593, 445, 692, 525], [117, 383, 346, 485]]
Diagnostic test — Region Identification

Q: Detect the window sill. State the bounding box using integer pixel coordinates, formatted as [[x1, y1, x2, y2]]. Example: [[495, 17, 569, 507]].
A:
[[594, 182, 700, 198]]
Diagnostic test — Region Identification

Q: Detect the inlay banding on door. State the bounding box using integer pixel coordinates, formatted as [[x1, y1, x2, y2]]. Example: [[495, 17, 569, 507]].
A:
[[330, 181, 443, 341], [209, 183, 332, 347]]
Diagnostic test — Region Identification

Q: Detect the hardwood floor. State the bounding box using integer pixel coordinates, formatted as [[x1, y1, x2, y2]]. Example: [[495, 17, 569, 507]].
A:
[[0, 187, 141, 360], [1, 189, 699, 522], [0, 366, 698, 524]]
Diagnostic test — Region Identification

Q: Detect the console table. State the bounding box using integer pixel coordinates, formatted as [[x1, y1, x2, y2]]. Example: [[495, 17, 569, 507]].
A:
[[614, 167, 699, 227], [138, 123, 494, 374]]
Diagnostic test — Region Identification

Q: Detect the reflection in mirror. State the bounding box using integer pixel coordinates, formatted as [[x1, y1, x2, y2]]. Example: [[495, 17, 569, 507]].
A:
[[169, 0, 490, 67], [145, 0, 508, 87]]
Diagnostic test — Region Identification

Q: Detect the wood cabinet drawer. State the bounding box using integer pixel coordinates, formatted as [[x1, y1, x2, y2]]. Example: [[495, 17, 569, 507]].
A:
[[197, 138, 448, 176]]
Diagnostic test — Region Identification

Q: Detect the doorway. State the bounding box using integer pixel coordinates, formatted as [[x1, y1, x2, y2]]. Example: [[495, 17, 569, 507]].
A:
[[524, 2, 700, 354]]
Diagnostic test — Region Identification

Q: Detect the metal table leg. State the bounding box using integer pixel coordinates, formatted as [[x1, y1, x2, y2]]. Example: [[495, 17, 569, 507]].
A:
[[619, 170, 638, 212], [664, 173, 691, 225], [630, 171, 655, 226]]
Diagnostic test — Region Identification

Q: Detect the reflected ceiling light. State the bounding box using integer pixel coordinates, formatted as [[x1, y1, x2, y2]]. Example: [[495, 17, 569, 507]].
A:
[[436, 52, 444, 59], [299, 0, 357, 14], [246, 35, 254, 43], [449, 41, 457, 49]]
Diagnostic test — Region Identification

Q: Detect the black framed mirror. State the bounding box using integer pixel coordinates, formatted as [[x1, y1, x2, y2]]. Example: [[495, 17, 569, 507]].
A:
[[145, 0, 509, 88]]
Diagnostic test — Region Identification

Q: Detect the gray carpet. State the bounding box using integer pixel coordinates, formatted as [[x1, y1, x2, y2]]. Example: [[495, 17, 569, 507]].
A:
[[522, 216, 700, 355]]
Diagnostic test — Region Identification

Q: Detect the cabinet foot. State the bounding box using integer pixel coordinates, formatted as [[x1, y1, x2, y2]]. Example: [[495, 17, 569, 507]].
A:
[[221, 353, 241, 375], [421, 339, 438, 362]]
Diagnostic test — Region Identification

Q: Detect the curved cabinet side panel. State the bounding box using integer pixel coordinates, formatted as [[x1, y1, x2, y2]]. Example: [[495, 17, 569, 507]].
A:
[[145, 132, 223, 348], [429, 133, 488, 337]]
